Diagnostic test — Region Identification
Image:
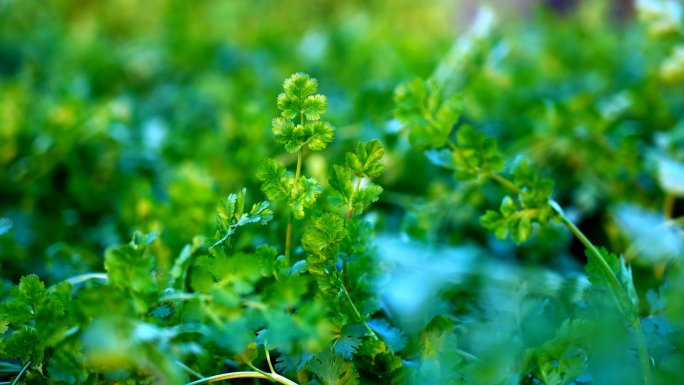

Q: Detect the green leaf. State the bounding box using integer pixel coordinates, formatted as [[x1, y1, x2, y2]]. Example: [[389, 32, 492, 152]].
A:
[[243, 201, 274, 225], [304, 121, 335, 151], [334, 323, 368, 359], [310, 347, 359, 385], [329, 164, 354, 207], [351, 183, 383, 215], [4, 327, 44, 364], [303, 94, 328, 120], [283, 72, 318, 99], [0, 217, 12, 235], [480, 210, 508, 239], [302, 213, 347, 259], [275, 351, 314, 374], [394, 79, 463, 151], [584, 247, 638, 315], [256, 244, 279, 277], [0, 275, 57, 326], [290, 177, 323, 220], [272, 117, 305, 153], [511, 216, 533, 244], [104, 232, 158, 296], [367, 319, 407, 353], [452, 125, 505, 180], [277, 73, 322, 120], [257, 158, 294, 201], [346, 140, 386, 178]]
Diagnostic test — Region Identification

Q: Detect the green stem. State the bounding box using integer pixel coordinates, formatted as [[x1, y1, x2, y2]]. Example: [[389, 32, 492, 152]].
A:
[[483, 170, 525, 196], [285, 150, 304, 267], [467, 161, 653, 384], [341, 284, 378, 340], [264, 345, 276, 375], [0, 362, 22, 372], [632, 317, 654, 385], [342, 176, 365, 290], [185, 371, 298, 385], [176, 361, 205, 380], [555, 211, 624, 309], [11, 361, 30, 385], [664, 193, 676, 219], [47, 273, 108, 292], [555, 204, 656, 385], [455, 348, 481, 362]]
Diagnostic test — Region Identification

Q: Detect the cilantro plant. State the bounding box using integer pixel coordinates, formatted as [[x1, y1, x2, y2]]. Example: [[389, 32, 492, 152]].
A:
[[257, 73, 334, 266], [394, 78, 655, 385], [0, 73, 399, 385]]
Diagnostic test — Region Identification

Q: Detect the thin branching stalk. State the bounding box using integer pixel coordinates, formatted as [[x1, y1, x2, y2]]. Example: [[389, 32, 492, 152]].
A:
[[185, 370, 298, 385], [11, 361, 30, 385], [285, 147, 304, 266], [341, 285, 378, 340], [176, 361, 205, 380], [480, 168, 653, 385], [264, 345, 276, 375], [47, 273, 108, 292]]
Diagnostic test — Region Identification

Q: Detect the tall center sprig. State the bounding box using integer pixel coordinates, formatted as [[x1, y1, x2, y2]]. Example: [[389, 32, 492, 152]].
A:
[[257, 73, 335, 266]]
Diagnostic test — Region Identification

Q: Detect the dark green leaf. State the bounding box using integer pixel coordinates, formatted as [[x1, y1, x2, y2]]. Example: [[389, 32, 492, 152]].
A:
[[310, 347, 359, 385]]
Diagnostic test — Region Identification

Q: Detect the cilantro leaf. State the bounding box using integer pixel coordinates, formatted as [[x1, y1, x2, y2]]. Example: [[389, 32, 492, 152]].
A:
[[310, 347, 359, 385], [302, 213, 347, 260], [277, 73, 326, 120], [256, 244, 282, 278], [329, 164, 354, 207], [351, 183, 383, 215], [334, 323, 368, 359], [345, 140, 386, 178], [275, 351, 314, 374], [304, 120, 335, 151], [452, 124, 505, 181], [272, 117, 305, 153], [291, 176, 323, 220], [257, 158, 295, 201], [104, 232, 158, 295], [4, 327, 44, 364], [367, 319, 407, 353], [303, 94, 328, 120], [394, 79, 463, 150], [584, 247, 638, 315]]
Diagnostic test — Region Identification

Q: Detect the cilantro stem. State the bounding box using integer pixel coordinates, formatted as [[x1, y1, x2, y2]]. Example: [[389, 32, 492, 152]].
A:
[[341, 284, 378, 340], [483, 170, 525, 196], [46, 273, 108, 292], [555, 205, 652, 385], [11, 361, 30, 385], [0, 362, 23, 372], [285, 150, 304, 267], [264, 345, 276, 375], [664, 193, 675, 219], [473, 165, 653, 385], [176, 361, 205, 380], [455, 348, 481, 362], [184, 371, 298, 385]]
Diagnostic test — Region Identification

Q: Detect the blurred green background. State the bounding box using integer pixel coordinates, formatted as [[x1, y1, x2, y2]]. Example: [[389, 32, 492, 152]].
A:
[[0, 0, 682, 290]]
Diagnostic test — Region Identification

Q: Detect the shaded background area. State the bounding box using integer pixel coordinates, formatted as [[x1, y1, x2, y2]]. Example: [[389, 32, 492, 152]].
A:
[[0, 0, 682, 291]]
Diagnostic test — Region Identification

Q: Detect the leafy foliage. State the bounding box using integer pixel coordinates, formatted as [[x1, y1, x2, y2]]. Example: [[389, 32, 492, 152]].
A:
[[394, 78, 464, 150], [2, 5, 684, 385], [310, 347, 359, 385]]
